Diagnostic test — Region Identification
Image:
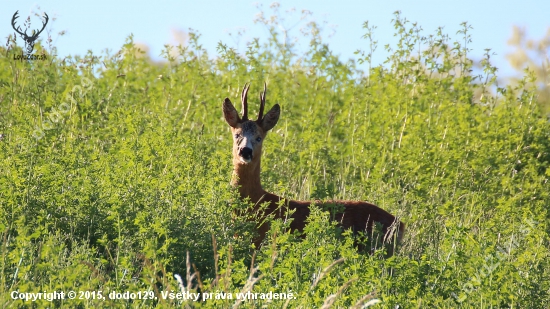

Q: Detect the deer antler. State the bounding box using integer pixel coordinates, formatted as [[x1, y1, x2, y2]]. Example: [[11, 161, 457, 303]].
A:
[[11, 11, 25, 37], [32, 12, 49, 39], [240, 83, 250, 121], [11, 11, 49, 41], [258, 82, 267, 121], [238, 82, 267, 122]]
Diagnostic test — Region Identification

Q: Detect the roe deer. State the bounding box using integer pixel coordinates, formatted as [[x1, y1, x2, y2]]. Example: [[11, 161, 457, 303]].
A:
[[223, 83, 404, 252]]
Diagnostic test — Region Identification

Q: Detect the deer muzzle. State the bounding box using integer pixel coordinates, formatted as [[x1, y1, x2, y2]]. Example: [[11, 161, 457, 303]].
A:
[[238, 147, 253, 163]]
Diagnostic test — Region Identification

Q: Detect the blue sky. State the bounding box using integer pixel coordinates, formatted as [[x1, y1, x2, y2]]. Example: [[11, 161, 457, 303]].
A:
[[3, 0, 549, 78]]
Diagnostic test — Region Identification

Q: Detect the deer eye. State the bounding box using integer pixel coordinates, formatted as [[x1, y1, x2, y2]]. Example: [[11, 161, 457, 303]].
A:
[[256, 137, 262, 142]]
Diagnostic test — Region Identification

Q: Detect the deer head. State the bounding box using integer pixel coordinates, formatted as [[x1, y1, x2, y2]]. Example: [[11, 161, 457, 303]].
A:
[[11, 10, 49, 55], [223, 83, 280, 165]]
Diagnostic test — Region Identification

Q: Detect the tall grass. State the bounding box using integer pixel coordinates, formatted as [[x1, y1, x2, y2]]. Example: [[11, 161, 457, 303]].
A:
[[0, 10, 548, 308]]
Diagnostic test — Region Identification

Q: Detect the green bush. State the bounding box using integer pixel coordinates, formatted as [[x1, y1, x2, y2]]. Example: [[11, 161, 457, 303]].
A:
[[1, 11, 548, 308]]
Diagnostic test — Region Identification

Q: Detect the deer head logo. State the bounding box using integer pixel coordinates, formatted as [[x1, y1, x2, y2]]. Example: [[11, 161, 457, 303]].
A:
[[11, 10, 49, 55]]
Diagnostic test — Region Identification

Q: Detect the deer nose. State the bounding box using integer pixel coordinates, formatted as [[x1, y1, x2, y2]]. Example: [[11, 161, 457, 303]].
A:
[[239, 147, 253, 161]]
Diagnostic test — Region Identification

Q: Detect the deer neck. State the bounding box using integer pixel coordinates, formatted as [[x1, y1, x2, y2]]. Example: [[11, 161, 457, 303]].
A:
[[231, 156, 266, 203]]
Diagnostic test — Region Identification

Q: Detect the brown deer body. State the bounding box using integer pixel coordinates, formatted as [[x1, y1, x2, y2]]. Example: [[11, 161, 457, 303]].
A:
[[223, 83, 404, 251]]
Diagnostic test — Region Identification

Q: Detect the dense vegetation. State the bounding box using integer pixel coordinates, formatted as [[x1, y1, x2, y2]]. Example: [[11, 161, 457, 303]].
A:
[[1, 11, 549, 308]]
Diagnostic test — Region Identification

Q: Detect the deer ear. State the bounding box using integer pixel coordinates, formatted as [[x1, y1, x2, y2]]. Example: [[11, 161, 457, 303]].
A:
[[223, 98, 240, 128], [260, 104, 280, 132]]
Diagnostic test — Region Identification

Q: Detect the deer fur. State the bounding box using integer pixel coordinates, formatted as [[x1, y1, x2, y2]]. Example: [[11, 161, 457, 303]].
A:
[[223, 83, 404, 251]]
